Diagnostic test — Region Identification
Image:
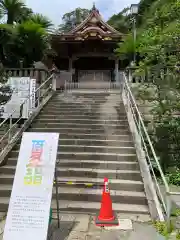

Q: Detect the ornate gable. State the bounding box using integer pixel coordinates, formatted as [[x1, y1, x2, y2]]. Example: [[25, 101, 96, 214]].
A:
[[59, 5, 122, 41], [54, 4, 123, 42]]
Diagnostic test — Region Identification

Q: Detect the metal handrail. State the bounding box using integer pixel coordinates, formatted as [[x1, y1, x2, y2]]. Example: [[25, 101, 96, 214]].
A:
[[0, 74, 54, 155], [122, 72, 171, 219], [124, 74, 169, 190]]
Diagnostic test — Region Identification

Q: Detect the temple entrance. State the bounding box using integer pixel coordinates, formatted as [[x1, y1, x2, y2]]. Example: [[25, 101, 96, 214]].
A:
[[73, 57, 114, 82], [74, 57, 114, 70], [78, 70, 112, 82]]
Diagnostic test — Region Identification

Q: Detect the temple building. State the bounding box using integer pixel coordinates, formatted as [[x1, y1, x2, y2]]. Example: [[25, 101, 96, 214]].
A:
[[51, 4, 125, 83]]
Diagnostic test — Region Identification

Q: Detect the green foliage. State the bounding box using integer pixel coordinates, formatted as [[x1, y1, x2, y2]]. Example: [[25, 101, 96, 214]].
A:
[[0, 0, 52, 67], [58, 8, 90, 33], [137, 81, 180, 173], [12, 21, 49, 66], [153, 220, 174, 237], [0, 65, 13, 107], [166, 171, 180, 186], [177, 231, 180, 239], [107, 7, 131, 33], [27, 13, 54, 32], [116, 0, 180, 175], [115, 34, 134, 60], [116, 0, 180, 67], [0, 63, 8, 84], [0, 0, 25, 24], [171, 208, 180, 217], [153, 219, 180, 239]]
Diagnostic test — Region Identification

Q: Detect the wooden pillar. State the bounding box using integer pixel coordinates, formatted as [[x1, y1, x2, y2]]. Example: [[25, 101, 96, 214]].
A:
[[68, 58, 72, 71], [115, 58, 119, 82], [68, 57, 73, 82], [72, 56, 78, 82]]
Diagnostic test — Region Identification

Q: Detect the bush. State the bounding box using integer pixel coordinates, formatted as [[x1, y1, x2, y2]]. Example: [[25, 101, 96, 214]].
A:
[[152, 117, 180, 172]]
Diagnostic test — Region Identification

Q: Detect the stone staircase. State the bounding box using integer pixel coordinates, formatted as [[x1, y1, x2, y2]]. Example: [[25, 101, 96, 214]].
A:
[[0, 90, 149, 216]]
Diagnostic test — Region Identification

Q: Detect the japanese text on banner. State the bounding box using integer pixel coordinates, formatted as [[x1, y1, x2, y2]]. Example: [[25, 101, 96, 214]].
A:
[[24, 140, 45, 185]]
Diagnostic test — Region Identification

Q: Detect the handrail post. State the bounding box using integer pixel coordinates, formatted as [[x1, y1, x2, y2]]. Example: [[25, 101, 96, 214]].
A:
[[37, 86, 40, 107], [166, 191, 172, 232], [8, 115, 12, 143], [52, 73, 57, 91], [138, 115, 142, 149], [127, 89, 130, 114]]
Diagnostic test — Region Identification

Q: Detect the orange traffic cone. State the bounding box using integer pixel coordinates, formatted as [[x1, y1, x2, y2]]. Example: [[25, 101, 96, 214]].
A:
[[95, 178, 119, 226]]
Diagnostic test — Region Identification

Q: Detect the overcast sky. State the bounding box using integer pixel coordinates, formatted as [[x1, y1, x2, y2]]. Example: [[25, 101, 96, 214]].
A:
[[25, 0, 139, 28]]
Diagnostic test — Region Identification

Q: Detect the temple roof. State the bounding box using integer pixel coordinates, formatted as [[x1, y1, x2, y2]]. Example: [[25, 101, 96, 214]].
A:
[[55, 5, 123, 42], [70, 5, 121, 35]]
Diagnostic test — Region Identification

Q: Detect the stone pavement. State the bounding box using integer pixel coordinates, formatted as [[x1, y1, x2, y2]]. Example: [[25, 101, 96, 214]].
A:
[[46, 213, 164, 240], [0, 212, 165, 240]]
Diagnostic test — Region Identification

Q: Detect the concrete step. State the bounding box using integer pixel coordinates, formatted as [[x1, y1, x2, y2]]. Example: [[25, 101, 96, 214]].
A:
[[40, 109, 126, 115], [29, 127, 130, 135], [0, 166, 141, 181], [15, 138, 134, 147], [28, 133, 133, 141], [9, 151, 137, 161], [44, 105, 126, 113], [57, 160, 139, 170], [31, 122, 129, 130], [13, 144, 136, 154], [0, 175, 144, 191], [0, 197, 149, 214], [34, 118, 128, 125], [53, 93, 114, 98], [49, 99, 112, 104], [52, 92, 119, 96], [0, 91, 149, 217], [7, 158, 139, 170], [45, 104, 125, 109], [0, 185, 147, 205], [37, 114, 127, 120], [51, 200, 149, 215]]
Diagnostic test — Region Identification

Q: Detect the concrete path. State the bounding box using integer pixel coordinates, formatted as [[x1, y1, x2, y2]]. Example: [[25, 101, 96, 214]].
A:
[[46, 213, 163, 240], [0, 212, 164, 240]]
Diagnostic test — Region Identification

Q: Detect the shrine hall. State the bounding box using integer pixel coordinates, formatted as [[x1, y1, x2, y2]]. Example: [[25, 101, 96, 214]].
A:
[[51, 5, 126, 84]]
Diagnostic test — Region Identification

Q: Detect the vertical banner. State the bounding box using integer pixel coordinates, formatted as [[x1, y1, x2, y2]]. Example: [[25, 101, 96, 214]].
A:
[[29, 78, 36, 115], [3, 132, 59, 240]]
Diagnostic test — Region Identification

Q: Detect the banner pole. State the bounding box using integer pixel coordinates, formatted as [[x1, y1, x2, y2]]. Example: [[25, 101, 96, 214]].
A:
[[54, 166, 60, 228]]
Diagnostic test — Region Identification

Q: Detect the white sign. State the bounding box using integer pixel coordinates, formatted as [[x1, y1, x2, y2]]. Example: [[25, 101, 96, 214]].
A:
[[3, 132, 59, 240], [29, 79, 36, 115], [1, 77, 36, 119]]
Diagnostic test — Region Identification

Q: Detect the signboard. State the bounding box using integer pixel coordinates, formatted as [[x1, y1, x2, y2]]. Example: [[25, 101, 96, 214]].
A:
[[3, 132, 59, 240], [29, 79, 36, 115], [1, 77, 36, 119]]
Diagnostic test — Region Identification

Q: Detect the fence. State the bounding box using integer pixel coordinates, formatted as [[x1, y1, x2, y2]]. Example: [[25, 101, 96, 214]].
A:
[[5, 68, 49, 84], [0, 74, 55, 164]]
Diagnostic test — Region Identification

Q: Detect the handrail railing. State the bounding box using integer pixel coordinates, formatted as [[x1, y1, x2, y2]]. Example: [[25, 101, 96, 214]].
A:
[[0, 73, 56, 158], [121, 72, 178, 223]]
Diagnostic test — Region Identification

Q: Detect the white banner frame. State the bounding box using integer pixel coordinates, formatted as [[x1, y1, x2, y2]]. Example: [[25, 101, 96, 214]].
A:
[[3, 132, 59, 240]]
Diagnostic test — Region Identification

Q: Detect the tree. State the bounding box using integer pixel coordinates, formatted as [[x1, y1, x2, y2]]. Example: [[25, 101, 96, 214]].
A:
[[15, 7, 33, 23], [58, 8, 90, 33], [107, 7, 131, 33], [11, 21, 49, 67], [113, 0, 180, 175], [0, 0, 52, 67], [0, 0, 25, 24], [28, 13, 54, 32], [116, 0, 180, 174], [0, 23, 15, 65]]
